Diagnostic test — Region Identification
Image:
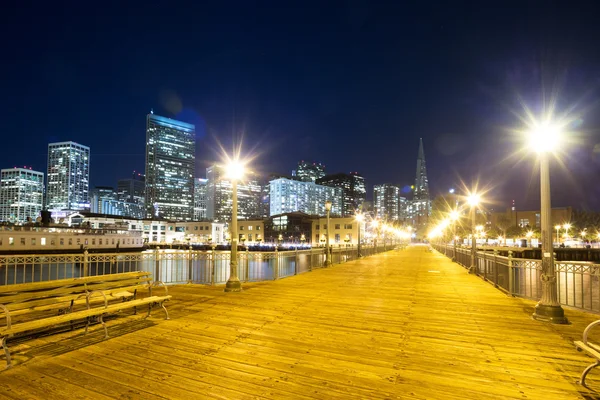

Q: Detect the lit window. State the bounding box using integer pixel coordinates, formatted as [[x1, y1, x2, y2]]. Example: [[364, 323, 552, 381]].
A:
[[41, 238, 46, 245], [9, 237, 14, 245]]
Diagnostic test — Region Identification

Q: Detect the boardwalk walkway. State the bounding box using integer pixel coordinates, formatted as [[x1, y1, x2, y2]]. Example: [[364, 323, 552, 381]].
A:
[[1, 244, 600, 399]]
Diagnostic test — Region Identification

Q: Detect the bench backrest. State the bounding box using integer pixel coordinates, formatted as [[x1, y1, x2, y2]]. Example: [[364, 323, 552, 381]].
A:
[[0, 271, 153, 318]]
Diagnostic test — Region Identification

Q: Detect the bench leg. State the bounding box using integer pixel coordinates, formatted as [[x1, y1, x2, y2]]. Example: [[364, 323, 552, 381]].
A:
[[85, 316, 109, 339], [579, 360, 600, 386], [160, 302, 170, 320], [1, 337, 11, 369]]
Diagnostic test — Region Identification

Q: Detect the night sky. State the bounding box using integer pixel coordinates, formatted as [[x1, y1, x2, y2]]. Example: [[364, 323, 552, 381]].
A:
[[3, 1, 600, 211]]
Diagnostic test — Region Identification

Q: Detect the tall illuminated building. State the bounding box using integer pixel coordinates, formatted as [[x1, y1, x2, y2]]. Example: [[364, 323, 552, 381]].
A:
[[205, 165, 261, 222], [194, 178, 208, 220], [0, 168, 44, 223], [269, 177, 342, 216], [293, 161, 326, 182], [409, 138, 430, 228], [373, 184, 400, 221], [144, 112, 195, 221], [46, 141, 90, 211], [316, 172, 366, 216]]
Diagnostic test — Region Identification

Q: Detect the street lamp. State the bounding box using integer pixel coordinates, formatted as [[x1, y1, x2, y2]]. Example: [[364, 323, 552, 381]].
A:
[[224, 159, 245, 293], [528, 120, 567, 323], [450, 209, 460, 261], [324, 200, 332, 266], [355, 213, 364, 257], [563, 223, 571, 240], [467, 193, 480, 274], [554, 225, 561, 246]]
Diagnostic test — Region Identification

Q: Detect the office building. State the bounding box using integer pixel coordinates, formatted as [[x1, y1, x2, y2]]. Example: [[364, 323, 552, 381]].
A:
[[144, 112, 195, 221], [46, 141, 90, 211], [269, 177, 342, 217], [293, 161, 326, 182], [409, 138, 431, 228], [194, 178, 208, 220], [205, 165, 261, 222], [373, 184, 401, 221], [0, 168, 44, 224], [316, 172, 366, 216]]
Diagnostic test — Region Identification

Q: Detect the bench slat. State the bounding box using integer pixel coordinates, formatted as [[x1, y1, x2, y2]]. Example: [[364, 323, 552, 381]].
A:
[[0, 278, 151, 306], [0, 271, 151, 294], [575, 340, 600, 359], [1, 295, 171, 336]]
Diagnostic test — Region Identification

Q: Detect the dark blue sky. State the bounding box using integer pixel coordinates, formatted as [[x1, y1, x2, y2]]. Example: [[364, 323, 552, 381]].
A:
[[3, 1, 600, 210]]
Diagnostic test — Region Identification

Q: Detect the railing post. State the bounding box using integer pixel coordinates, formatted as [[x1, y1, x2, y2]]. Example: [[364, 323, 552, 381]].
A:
[[508, 250, 514, 295], [309, 247, 313, 272], [83, 249, 89, 277], [274, 247, 279, 280], [245, 249, 250, 282], [154, 247, 160, 283], [295, 248, 299, 275], [210, 245, 216, 285], [188, 246, 193, 284], [493, 249, 499, 288]]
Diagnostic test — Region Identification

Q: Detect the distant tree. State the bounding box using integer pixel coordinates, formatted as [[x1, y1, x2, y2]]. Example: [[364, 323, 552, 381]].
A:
[[495, 214, 512, 245], [506, 225, 524, 240]]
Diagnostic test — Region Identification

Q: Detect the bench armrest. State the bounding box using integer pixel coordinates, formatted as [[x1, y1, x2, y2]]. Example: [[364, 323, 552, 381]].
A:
[[86, 290, 108, 310], [583, 320, 600, 344], [0, 304, 11, 330], [150, 281, 168, 297]]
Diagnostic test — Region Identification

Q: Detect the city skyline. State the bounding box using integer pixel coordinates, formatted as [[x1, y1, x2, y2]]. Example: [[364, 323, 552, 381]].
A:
[[2, 3, 600, 211]]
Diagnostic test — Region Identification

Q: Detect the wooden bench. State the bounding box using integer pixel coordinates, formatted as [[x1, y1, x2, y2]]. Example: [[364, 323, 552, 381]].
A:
[[0, 271, 171, 369], [574, 320, 600, 386]]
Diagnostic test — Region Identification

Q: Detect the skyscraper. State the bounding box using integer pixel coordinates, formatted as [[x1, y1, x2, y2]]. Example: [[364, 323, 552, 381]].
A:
[[194, 178, 208, 220], [205, 165, 261, 222], [373, 184, 400, 221], [46, 141, 90, 211], [144, 112, 195, 221], [293, 161, 326, 182], [0, 168, 44, 223], [316, 172, 366, 216], [409, 138, 430, 228]]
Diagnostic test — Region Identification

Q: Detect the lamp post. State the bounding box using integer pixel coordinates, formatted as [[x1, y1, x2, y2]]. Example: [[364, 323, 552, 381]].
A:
[[224, 160, 245, 293], [467, 193, 480, 274], [450, 210, 460, 261], [528, 121, 567, 323], [324, 200, 332, 266], [356, 213, 364, 257], [555, 225, 561, 246]]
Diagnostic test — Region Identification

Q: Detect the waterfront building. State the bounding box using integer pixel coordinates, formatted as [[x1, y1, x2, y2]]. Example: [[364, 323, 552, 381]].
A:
[[46, 141, 90, 211], [144, 112, 195, 221], [0, 168, 44, 224], [373, 184, 401, 221], [205, 165, 262, 222], [269, 177, 342, 217], [316, 172, 366, 216], [293, 161, 326, 182]]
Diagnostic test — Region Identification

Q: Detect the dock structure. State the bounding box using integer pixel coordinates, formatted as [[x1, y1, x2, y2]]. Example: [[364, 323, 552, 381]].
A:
[[0, 244, 598, 399]]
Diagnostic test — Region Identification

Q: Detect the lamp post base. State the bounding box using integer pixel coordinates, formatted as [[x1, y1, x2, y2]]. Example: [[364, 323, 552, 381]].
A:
[[224, 278, 242, 292], [532, 303, 568, 324]]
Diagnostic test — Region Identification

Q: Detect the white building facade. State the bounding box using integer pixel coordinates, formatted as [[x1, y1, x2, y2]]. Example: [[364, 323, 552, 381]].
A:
[[0, 168, 44, 224], [46, 141, 90, 211], [269, 178, 342, 217]]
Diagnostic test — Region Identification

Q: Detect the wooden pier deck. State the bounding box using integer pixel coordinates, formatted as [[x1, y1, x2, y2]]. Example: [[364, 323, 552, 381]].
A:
[[1, 244, 600, 399]]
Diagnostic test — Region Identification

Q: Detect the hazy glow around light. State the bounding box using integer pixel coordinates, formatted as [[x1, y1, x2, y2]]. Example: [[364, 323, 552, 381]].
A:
[[467, 193, 480, 206], [528, 121, 561, 153], [225, 160, 245, 180]]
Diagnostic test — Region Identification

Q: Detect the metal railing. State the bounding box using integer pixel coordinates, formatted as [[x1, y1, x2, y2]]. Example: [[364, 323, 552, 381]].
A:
[[0, 244, 394, 286], [431, 243, 600, 314]]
